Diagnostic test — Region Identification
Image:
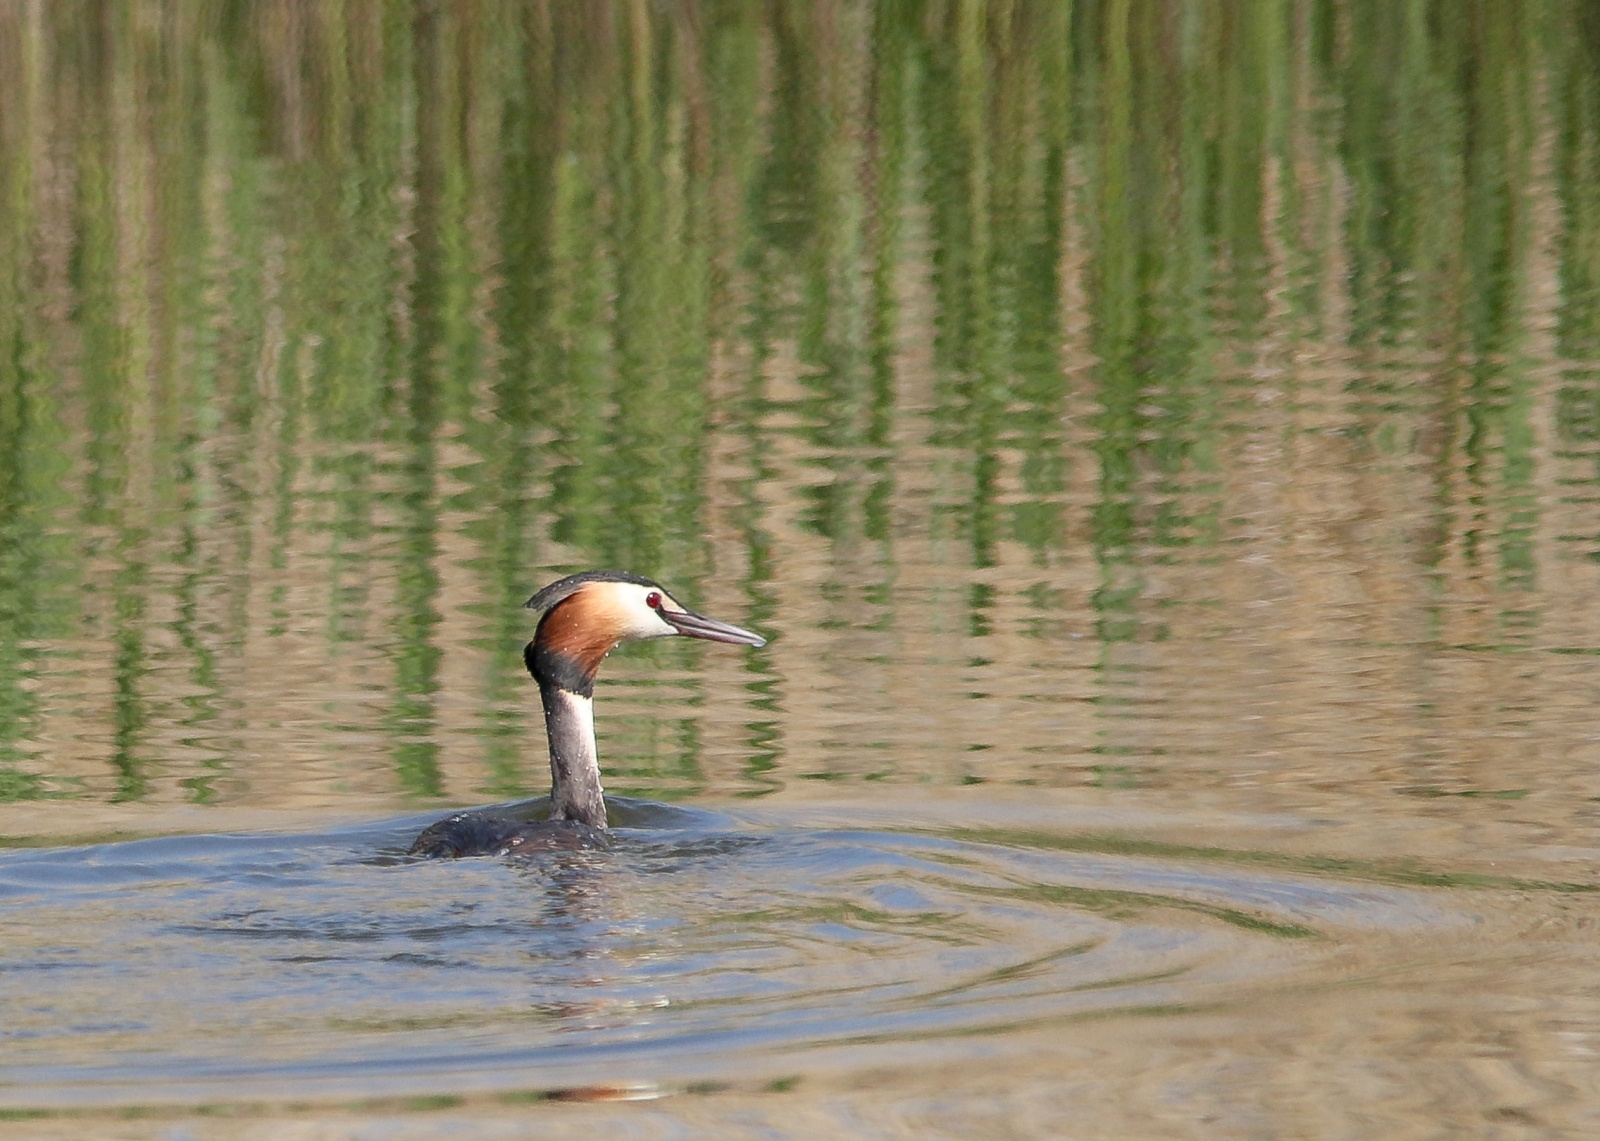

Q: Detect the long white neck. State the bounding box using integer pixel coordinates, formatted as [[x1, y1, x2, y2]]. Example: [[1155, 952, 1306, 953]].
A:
[[538, 680, 607, 828]]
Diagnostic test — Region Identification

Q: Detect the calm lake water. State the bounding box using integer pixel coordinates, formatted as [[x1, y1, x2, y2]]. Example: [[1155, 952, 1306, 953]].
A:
[[3, 2, 1600, 1137]]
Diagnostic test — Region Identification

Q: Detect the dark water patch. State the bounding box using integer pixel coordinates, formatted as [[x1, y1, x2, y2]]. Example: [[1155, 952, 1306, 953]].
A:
[[941, 827, 1600, 895]]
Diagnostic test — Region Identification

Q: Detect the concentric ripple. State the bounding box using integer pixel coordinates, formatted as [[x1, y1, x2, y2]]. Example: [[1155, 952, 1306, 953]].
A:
[[0, 800, 1451, 1108]]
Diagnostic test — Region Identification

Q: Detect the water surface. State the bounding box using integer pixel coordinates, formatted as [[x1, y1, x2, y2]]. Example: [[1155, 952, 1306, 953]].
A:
[[2, 2, 1600, 1136]]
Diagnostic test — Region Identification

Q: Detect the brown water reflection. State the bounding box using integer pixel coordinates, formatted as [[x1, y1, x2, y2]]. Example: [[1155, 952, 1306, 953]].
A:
[[2, 1, 1600, 1134]]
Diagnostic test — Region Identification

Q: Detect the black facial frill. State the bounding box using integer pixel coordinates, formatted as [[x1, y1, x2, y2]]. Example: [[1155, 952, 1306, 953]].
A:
[[524, 638, 595, 699]]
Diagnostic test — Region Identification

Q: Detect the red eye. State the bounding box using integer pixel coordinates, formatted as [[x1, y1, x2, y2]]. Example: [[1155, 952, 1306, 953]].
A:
[[645, 591, 662, 609]]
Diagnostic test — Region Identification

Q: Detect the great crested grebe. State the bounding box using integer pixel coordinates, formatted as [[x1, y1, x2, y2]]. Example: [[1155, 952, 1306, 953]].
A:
[[409, 570, 765, 858]]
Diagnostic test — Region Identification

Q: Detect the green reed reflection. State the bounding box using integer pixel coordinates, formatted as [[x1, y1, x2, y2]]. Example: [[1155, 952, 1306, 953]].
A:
[[0, 1, 1596, 805]]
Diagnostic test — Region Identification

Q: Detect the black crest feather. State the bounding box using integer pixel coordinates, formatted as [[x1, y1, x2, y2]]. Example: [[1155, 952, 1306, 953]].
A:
[[524, 569, 663, 612]]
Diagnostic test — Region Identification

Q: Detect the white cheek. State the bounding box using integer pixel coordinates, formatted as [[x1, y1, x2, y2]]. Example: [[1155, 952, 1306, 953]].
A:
[[627, 609, 677, 639], [613, 585, 680, 639]]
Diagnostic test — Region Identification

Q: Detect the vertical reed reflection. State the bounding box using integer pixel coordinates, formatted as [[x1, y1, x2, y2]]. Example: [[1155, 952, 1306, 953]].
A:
[[0, 1, 1593, 807], [388, 3, 446, 797]]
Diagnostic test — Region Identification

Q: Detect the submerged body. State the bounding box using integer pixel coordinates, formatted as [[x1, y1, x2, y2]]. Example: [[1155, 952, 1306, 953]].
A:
[[409, 810, 605, 858], [409, 570, 765, 858]]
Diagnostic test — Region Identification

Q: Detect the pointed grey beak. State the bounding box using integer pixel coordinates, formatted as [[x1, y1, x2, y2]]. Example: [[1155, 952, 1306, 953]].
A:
[[660, 608, 766, 647]]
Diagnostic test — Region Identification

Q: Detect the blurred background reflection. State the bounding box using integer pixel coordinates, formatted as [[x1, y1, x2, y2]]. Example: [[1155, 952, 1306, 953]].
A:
[[0, 0, 1596, 842]]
